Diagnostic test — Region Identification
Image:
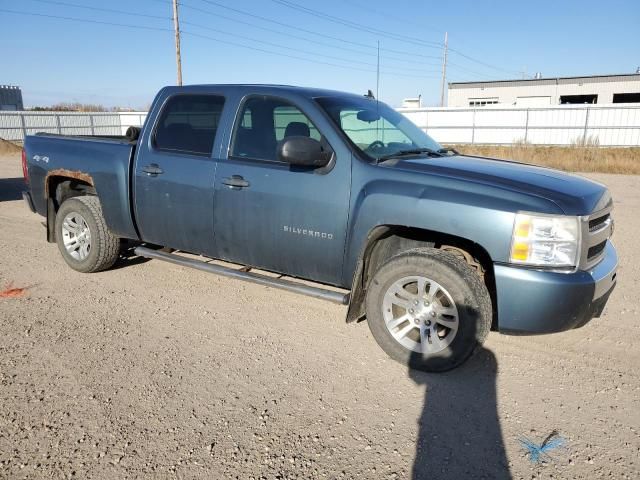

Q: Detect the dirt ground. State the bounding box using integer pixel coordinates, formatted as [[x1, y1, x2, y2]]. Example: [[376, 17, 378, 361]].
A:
[[0, 152, 638, 480]]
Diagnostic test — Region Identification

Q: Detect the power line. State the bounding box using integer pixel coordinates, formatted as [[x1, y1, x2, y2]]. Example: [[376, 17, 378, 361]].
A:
[[179, 2, 375, 59], [25, 0, 167, 20], [447, 61, 498, 80], [342, 0, 446, 34], [24, 0, 520, 79], [181, 19, 441, 74], [270, 0, 443, 49], [0, 8, 172, 33], [270, 0, 521, 77], [0, 8, 441, 81], [17, 0, 442, 75], [157, 0, 444, 68], [181, 0, 443, 61], [448, 47, 522, 77], [23, 0, 440, 73], [181, 30, 441, 79]]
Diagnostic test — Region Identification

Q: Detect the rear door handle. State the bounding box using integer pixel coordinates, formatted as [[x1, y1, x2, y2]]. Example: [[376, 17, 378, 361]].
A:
[[142, 163, 164, 176], [222, 175, 250, 188]]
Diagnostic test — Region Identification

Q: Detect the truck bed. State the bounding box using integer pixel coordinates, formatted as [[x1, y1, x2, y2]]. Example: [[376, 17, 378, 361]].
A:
[[24, 133, 139, 239]]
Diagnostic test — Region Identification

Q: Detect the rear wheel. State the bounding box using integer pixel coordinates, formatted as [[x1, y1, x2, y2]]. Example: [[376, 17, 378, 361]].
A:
[[365, 248, 492, 372], [55, 196, 120, 273]]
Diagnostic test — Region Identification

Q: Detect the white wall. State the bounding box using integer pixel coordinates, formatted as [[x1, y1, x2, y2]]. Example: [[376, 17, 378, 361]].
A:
[[397, 104, 640, 146], [3, 105, 639, 147], [118, 112, 147, 135], [0, 111, 148, 141]]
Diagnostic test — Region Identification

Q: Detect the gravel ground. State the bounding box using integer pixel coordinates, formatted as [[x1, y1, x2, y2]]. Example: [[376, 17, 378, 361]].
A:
[[0, 152, 638, 479]]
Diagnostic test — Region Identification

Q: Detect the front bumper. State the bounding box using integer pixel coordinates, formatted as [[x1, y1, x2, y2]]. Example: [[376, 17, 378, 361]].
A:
[[495, 241, 618, 334]]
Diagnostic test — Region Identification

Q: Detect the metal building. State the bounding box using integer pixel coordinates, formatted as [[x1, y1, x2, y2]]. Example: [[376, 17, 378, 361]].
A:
[[448, 73, 640, 108], [0, 85, 24, 111]]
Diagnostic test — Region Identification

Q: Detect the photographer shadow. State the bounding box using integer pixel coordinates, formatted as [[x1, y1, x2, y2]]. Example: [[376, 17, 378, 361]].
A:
[[408, 339, 510, 478]]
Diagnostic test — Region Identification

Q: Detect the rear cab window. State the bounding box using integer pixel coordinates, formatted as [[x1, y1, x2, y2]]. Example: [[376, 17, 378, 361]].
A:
[[154, 94, 225, 156]]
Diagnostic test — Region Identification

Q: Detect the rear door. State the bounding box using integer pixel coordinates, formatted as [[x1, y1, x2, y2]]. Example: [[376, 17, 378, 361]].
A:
[[212, 94, 351, 286], [134, 93, 226, 255]]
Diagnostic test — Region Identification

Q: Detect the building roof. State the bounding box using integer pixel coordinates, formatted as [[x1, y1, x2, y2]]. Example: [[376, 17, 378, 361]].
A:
[[449, 73, 640, 89]]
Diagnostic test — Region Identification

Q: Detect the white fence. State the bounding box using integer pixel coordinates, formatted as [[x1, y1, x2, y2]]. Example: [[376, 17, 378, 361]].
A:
[[398, 104, 640, 146], [2, 104, 640, 146], [0, 111, 147, 142]]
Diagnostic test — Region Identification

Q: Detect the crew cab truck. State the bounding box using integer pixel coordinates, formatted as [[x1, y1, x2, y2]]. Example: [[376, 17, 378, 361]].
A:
[[22, 85, 618, 372]]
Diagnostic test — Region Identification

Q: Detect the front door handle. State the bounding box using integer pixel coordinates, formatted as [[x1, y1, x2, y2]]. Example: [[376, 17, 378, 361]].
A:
[[142, 163, 164, 176], [222, 175, 250, 188]]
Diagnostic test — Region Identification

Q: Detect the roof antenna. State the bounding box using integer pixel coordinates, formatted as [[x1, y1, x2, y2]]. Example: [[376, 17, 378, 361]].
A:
[[365, 89, 375, 99]]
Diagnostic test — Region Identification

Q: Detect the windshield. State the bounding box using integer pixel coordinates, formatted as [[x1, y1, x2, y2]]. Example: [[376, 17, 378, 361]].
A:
[[315, 95, 442, 161]]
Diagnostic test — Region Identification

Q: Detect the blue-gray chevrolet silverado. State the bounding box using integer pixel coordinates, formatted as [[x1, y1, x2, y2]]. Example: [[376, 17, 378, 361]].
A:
[[22, 85, 618, 371]]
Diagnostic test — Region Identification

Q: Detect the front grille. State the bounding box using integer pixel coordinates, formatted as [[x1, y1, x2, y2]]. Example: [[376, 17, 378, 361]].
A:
[[589, 213, 610, 232], [587, 241, 607, 260], [579, 201, 613, 269]]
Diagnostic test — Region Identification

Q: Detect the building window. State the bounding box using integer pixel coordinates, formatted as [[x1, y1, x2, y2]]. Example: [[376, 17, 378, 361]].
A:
[[612, 93, 640, 103], [469, 99, 498, 107], [560, 94, 598, 104]]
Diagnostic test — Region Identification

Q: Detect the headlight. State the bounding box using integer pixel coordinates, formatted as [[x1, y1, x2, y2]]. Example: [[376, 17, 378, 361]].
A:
[[510, 213, 580, 267]]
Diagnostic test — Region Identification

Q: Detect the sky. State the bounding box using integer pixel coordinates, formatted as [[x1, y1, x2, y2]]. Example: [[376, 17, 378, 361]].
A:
[[1, 0, 639, 109]]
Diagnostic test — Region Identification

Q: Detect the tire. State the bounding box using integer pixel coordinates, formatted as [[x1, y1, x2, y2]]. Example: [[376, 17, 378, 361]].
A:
[[365, 248, 492, 372], [55, 196, 120, 273]]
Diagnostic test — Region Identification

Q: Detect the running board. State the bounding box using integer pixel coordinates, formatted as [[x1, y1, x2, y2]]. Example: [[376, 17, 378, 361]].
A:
[[134, 246, 350, 305]]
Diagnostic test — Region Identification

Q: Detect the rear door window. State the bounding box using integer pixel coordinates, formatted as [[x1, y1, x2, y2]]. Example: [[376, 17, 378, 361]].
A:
[[154, 94, 225, 156]]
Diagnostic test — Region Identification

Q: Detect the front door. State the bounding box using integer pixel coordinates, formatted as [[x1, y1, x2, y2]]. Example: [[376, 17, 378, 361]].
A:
[[213, 95, 351, 286], [134, 93, 226, 255]]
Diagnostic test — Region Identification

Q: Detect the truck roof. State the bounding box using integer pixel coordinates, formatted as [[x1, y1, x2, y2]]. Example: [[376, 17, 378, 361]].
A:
[[165, 84, 366, 99]]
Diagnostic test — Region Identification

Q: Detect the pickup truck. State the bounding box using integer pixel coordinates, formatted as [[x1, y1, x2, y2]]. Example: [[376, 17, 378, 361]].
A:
[[22, 84, 618, 371]]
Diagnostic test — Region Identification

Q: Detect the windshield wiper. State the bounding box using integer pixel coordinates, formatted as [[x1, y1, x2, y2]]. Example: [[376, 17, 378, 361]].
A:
[[437, 147, 459, 156], [377, 147, 443, 162]]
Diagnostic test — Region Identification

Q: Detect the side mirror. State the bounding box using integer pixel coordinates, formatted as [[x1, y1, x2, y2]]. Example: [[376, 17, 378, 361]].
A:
[[277, 136, 332, 168], [125, 126, 141, 141]]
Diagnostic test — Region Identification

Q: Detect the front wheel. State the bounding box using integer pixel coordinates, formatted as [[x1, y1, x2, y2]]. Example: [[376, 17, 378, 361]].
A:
[[365, 248, 492, 372], [55, 196, 120, 273]]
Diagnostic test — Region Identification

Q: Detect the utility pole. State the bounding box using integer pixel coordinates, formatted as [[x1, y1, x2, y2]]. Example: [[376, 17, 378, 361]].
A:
[[172, 0, 183, 86], [439, 31, 448, 107]]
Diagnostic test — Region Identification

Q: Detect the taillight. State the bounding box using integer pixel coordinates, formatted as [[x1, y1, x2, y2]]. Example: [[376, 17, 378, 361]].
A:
[[21, 148, 29, 184]]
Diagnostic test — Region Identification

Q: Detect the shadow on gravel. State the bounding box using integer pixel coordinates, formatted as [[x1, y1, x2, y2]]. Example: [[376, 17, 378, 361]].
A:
[[409, 348, 510, 479], [0, 177, 25, 202], [110, 241, 152, 270]]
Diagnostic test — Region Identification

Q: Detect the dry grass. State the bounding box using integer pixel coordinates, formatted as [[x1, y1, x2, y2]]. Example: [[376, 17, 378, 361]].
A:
[[450, 143, 640, 175]]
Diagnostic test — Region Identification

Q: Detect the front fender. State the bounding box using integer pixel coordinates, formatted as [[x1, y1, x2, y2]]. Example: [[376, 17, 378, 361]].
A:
[[341, 171, 562, 286]]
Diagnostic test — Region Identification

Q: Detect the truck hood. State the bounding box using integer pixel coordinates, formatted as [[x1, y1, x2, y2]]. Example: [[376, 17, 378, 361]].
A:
[[391, 154, 610, 215]]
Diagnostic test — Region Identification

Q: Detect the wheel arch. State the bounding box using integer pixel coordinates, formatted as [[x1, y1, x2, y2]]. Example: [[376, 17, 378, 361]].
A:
[[345, 225, 497, 328], [45, 172, 96, 242]]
